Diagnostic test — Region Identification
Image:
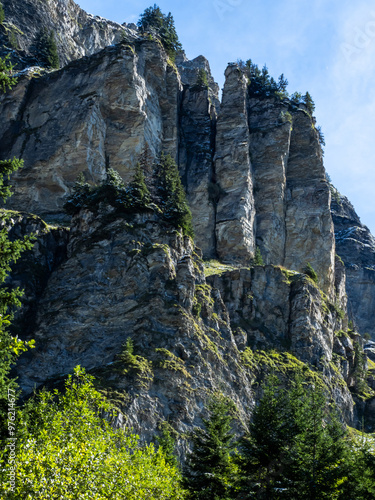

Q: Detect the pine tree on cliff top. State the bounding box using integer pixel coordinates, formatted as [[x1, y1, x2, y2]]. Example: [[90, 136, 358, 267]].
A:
[[138, 5, 182, 59]]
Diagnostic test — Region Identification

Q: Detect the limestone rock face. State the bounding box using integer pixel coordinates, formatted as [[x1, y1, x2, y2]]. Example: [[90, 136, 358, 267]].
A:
[[332, 193, 375, 339], [14, 208, 356, 437], [208, 266, 335, 366], [248, 98, 291, 266], [215, 64, 256, 264], [1, 0, 137, 69], [178, 85, 216, 258], [0, 41, 181, 220], [15, 207, 256, 441], [284, 111, 335, 295]]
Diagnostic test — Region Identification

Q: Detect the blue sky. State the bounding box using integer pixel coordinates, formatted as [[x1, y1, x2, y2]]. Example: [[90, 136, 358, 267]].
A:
[[77, 0, 375, 235]]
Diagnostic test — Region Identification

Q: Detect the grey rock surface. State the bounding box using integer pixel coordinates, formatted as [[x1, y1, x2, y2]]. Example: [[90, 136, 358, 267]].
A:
[[332, 192, 375, 339]]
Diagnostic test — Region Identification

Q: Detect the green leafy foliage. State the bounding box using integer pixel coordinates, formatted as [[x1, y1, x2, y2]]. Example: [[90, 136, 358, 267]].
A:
[[138, 5, 182, 60], [0, 366, 185, 499], [36, 28, 60, 69], [0, 3, 4, 24], [183, 395, 238, 499], [0, 73, 36, 438]]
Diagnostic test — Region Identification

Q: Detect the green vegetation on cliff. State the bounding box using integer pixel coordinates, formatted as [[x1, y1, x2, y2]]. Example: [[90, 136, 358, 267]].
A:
[[64, 153, 193, 236], [138, 5, 182, 60], [0, 62, 35, 439]]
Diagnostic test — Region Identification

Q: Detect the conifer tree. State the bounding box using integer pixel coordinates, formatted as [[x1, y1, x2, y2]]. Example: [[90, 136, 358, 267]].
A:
[[303, 91, 315, 115], [156, 153, 193, 237], [286, 383, 351, 499], [238, 376, 292, 498], [156, 422, 179, 468], [138, 5, 182, 59], [37, 29, 60, 69], [183, 395, 238, 499], [126, 163, 151, 210]]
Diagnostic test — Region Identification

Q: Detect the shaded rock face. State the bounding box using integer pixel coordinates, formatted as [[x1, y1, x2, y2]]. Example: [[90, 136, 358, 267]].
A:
[[332, 193, 375, 339], [1, 0, 136, 69], [14, 208, 355, 438], [178, 85, 216, 258], [1, 212, 69, 337], [0, 41, 181, 220]]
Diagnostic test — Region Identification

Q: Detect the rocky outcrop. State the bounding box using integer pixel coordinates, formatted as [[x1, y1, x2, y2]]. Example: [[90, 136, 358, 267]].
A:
[[332, 191, 375, 339], [284, 111, 335, 295], [214, 64, 256, 264], [1, 0, 374, 438], [0, 40, 181, 221], [0, 0, 137, 69], [13, 207, 357, 438]]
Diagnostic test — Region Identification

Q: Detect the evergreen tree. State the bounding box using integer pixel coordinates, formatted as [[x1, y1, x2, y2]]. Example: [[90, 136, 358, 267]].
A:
[[238, 376, 353, 499], [303, 92, 315, 115], [253, 246, 264, 266], [63, 172, 91, 216], [277, 73, 289, 93], [156, 153, 194, 237], [37, 29, 60, 69], [238, 376, 292, 498], [183, 395, 238, 499], [138, 5, 182, 59], [0, 56, 16, 93], [196, 68, 209, 88], [156, 422, 179, 468], [126, 163, 151, 210], [286, 384, 351, 499]]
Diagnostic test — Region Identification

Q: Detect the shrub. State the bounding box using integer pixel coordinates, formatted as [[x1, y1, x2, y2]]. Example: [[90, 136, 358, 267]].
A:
[[304, 262, 318, 284], [0, 56, 16, 93]]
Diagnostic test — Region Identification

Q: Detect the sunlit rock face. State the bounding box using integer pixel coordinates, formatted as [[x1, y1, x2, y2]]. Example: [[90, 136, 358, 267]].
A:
[[1, 0, 375, 438]]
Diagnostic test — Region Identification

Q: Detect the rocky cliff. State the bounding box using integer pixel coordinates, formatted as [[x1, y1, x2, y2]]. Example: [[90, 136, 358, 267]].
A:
[[331, 189, 375, 339], [1, 0, 374, 438]]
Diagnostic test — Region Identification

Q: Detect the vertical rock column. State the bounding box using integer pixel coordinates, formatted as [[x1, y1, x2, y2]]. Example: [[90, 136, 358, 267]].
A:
[[178, 86, 216, 257], [215, 64, 256, 264], [248, 99, 292, 264], [284, 111, 335, 295]]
